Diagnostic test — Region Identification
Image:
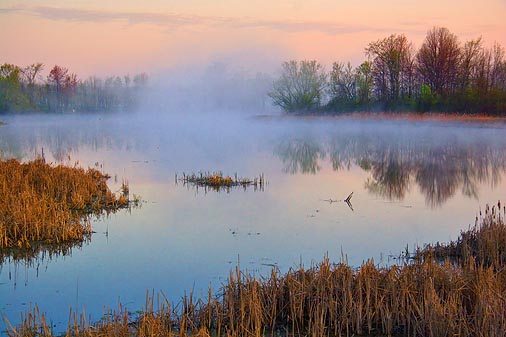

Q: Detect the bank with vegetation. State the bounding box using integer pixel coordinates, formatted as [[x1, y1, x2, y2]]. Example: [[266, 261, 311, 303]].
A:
[[270, 26, 506, 115], [0, 158, 134, 250], [0, 63, 147, 113], [5, 203, 506, 337]]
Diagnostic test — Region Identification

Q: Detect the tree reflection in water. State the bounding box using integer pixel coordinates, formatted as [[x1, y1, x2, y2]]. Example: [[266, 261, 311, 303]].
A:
[[274, 138, 326, 174], [275, 130, 506, 207]]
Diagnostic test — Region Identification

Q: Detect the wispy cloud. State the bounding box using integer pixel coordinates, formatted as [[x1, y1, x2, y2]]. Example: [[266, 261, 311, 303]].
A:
[[0, 5, 398, 35]]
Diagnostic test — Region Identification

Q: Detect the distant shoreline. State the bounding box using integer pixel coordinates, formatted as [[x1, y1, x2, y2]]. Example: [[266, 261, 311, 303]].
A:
[[254, 111, 506, 124]]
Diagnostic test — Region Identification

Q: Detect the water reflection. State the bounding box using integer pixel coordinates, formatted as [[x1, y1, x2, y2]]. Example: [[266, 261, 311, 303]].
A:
[[0, 115, 144, 162], [0, 237, 91, 287], [274, 139, 325, 174], [3, 114, 506, 333], [275, 131, 506, 207]]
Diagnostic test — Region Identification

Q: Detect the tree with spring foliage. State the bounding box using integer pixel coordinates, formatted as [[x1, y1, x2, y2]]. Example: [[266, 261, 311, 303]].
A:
[[47, 65, 79, 112], [0, 63, 31, 112], [355, 61, 374, 107], [47, 65, 69, 112], [328, 62, 356, 110], [269, 60, 327, 113]]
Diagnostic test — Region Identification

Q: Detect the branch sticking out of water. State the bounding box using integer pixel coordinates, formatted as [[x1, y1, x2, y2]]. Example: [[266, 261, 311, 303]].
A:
[[321, 191, 354, 211], [345, 192, 354, 211]]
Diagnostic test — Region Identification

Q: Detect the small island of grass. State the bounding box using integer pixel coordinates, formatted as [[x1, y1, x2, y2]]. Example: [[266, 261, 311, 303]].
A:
[[177, 172, 264, 192]]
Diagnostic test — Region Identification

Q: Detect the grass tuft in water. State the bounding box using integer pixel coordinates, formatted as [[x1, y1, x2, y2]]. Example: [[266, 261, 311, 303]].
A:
[[177, 171, 265, 192]]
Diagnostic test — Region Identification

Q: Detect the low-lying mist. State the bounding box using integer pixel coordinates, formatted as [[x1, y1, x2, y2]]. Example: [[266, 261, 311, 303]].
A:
[[139, 61, 279, 116]]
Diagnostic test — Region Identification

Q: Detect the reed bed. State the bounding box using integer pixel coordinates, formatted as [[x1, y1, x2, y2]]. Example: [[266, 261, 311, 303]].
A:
[[177, 172, 264, 192], [6, 204, 506, 337], [417, 201, 506, 269], [0, 158, 131, 249]]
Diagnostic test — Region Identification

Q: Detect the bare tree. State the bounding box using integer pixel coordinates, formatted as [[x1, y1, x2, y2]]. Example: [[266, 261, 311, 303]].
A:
[[458, 38, 482, 91], [63, 72, 78, 110], [416, 27, 460, 97], [366, 34, 413, 105], [490, 43, 506, 90]]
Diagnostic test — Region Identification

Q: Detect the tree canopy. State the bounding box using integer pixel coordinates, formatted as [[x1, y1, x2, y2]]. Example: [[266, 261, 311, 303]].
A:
[[0, 63, 148, 113], [270, 26, 506, 115], [269, 60, 327, 113]]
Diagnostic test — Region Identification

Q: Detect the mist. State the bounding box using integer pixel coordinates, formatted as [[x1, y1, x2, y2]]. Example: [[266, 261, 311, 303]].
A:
[[138, 60, 280, 116]]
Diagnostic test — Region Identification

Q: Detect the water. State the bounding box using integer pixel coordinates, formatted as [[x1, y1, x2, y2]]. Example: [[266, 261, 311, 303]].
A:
[[1, 112, 506, 332]]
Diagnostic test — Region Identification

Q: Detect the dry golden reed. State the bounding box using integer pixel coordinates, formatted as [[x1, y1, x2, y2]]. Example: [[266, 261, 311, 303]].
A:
[[6, 204, 506, 337], [0, 158, 129, 249], [177, 172, 264, 192], [417, 202, 506, 269]]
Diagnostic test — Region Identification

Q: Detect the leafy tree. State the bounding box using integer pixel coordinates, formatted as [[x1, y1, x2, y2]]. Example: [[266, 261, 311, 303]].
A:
[[328, 62, 356, 110], [269, 60, 327, 112], [47, 65, 69, 112], [0, 63, 31, 112], [355, 61, 374, 107], [47, 65, 79, 112], [418, 84, 439, 112]]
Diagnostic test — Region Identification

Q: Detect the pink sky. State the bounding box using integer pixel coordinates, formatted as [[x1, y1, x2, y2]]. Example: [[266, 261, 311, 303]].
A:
[[1, 0, 505, 77]]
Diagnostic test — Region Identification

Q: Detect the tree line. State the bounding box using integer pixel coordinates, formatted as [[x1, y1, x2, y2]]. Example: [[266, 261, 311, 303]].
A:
[[0, 63, 148, 113], [270, 27, 506, 115]]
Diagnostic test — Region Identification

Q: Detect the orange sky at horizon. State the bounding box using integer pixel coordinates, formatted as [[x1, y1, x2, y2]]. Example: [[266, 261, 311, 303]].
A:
[[1, 0, 505, 78]]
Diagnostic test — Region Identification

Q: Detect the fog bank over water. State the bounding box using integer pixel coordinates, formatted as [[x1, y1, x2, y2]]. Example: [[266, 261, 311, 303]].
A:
[[139, 59, 280, 115]]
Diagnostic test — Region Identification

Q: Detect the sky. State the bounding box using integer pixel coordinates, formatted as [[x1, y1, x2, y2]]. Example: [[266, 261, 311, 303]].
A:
[[1, 0, 506, 77]]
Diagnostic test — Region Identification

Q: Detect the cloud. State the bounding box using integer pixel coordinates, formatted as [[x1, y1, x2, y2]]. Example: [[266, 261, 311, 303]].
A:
[[0, 5, 396, 35]]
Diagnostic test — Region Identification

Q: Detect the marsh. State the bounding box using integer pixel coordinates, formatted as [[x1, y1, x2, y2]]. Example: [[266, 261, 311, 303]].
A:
[[1, 112, 506, 332]]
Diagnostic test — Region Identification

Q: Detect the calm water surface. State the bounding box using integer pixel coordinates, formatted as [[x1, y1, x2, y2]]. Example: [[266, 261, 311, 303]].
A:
[[1, 112, 506, 332]]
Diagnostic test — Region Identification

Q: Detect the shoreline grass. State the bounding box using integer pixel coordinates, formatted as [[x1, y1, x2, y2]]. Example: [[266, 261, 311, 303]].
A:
[[416, 202, 506, 269], [0, 158, 134, 249], [5, 203, 506, 337]]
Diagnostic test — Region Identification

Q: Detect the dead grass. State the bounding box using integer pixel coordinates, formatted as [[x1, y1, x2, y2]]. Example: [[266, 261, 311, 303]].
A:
[[417, 201, 506, 269], [0, 158, 131, 249], [178, 172, 264, 192], [6, 204, 506, 337]]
